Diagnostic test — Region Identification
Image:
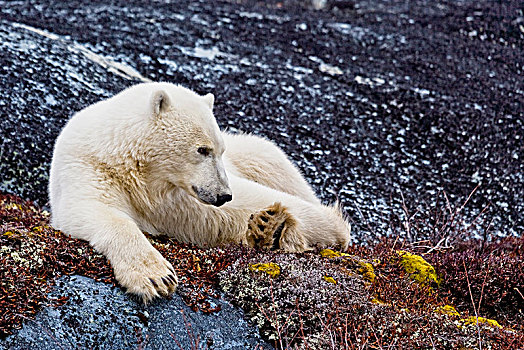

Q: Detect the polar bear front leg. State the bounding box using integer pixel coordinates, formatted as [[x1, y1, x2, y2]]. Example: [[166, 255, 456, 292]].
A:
[[66, 203, 178, 303]]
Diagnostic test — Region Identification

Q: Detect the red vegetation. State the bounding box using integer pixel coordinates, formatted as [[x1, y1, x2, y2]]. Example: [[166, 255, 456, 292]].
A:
[[1, 192, 523, 349], [0, 193, 235, 337]]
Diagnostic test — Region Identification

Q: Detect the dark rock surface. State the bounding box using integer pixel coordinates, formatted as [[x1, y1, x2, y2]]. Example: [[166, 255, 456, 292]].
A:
[[0, 0, 522, 240], [2, 275, 269, 349]]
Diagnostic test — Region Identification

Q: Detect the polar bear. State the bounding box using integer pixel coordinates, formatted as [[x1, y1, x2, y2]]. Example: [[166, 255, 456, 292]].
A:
[[49, 82, 351, 302]]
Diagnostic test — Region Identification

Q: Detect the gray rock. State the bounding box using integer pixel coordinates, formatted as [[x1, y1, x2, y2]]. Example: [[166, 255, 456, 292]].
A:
[[2, 275, 270, 349]]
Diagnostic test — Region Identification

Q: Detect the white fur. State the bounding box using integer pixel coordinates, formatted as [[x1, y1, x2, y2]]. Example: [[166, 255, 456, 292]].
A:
[[49, 82, 351, 302]]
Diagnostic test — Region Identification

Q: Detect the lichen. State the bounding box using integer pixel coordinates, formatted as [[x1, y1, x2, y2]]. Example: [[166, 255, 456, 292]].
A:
[[319, 249, 349, 258], [249, 262, 281, 278], [358, 262, 376, 283], [460, 316, 502, 329], [397, 250, 440, 286], [371, 297, 388, 306], [435, 305, 461, 317], [3, 192, 523, 347], [322, 276, 337, 284], [320, 249, 375, 283], [0, 193, 236, 336], [219, 248, 370, 347], [4, 203, 22, 211]]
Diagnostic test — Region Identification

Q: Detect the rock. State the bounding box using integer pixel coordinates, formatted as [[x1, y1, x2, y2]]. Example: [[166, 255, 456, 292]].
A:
[[0, 0, 522, 241], [2, 275, 270, 349], [0, 19, 131, 204]]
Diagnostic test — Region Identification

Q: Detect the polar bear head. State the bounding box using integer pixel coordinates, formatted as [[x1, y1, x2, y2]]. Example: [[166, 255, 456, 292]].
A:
[[144, 84, 232, 207]]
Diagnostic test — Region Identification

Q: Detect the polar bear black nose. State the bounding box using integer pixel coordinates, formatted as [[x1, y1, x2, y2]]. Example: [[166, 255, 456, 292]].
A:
[[214, 193, 232, 207]]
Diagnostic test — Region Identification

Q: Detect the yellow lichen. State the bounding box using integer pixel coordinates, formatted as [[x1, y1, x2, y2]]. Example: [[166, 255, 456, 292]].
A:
[[32, 226, 45, 233], [320, 249, 376, 283], [435, 305, 461, 317], [358, 262, 376, 283], [320, 249, 350, 258], [397, 250, 440, 286], [4, 203, 22, 210], [371, 297, 387, 305], [322, 276, 337, 284], [460, 316, 502, 329], [249, 263, 281, 278]]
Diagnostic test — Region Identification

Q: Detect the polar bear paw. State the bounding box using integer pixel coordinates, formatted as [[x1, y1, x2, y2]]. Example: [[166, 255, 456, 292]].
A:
[[246, 202, 308, 252], [113, 248, 178, 304]]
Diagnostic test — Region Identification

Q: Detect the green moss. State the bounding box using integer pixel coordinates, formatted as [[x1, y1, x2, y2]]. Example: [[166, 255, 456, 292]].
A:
[[249, 262, 281, 278], [397, 250, 440, 286]]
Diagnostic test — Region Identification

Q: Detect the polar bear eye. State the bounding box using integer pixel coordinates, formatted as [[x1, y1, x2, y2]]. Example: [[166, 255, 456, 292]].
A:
[[197, 147, 211, 156]]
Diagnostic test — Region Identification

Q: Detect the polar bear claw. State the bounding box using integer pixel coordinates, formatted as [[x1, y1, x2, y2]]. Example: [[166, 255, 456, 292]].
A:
[[247, 202, 304, 251]]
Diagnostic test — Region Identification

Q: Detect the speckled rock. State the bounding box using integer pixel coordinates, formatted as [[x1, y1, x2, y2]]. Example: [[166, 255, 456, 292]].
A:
[[1, 275, 270, 349], [0, 0, 522, 242]]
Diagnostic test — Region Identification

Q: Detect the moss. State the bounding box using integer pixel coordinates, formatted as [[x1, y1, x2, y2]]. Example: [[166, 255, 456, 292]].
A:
[[397, 250, 440, 286], [249, 262, 281, 278], [460, 316, 502, 329], [435, 305, 461, 317], [322, 276, 337, 284]]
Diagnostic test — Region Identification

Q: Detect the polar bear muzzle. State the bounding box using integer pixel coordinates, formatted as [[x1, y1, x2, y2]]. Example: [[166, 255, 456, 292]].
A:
[[191, 185, 232, 207]]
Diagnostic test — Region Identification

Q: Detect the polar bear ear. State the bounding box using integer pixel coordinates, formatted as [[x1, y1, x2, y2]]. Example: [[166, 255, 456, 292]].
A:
[[202, 93, 214, 110], [151, 90, 172, 115]]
